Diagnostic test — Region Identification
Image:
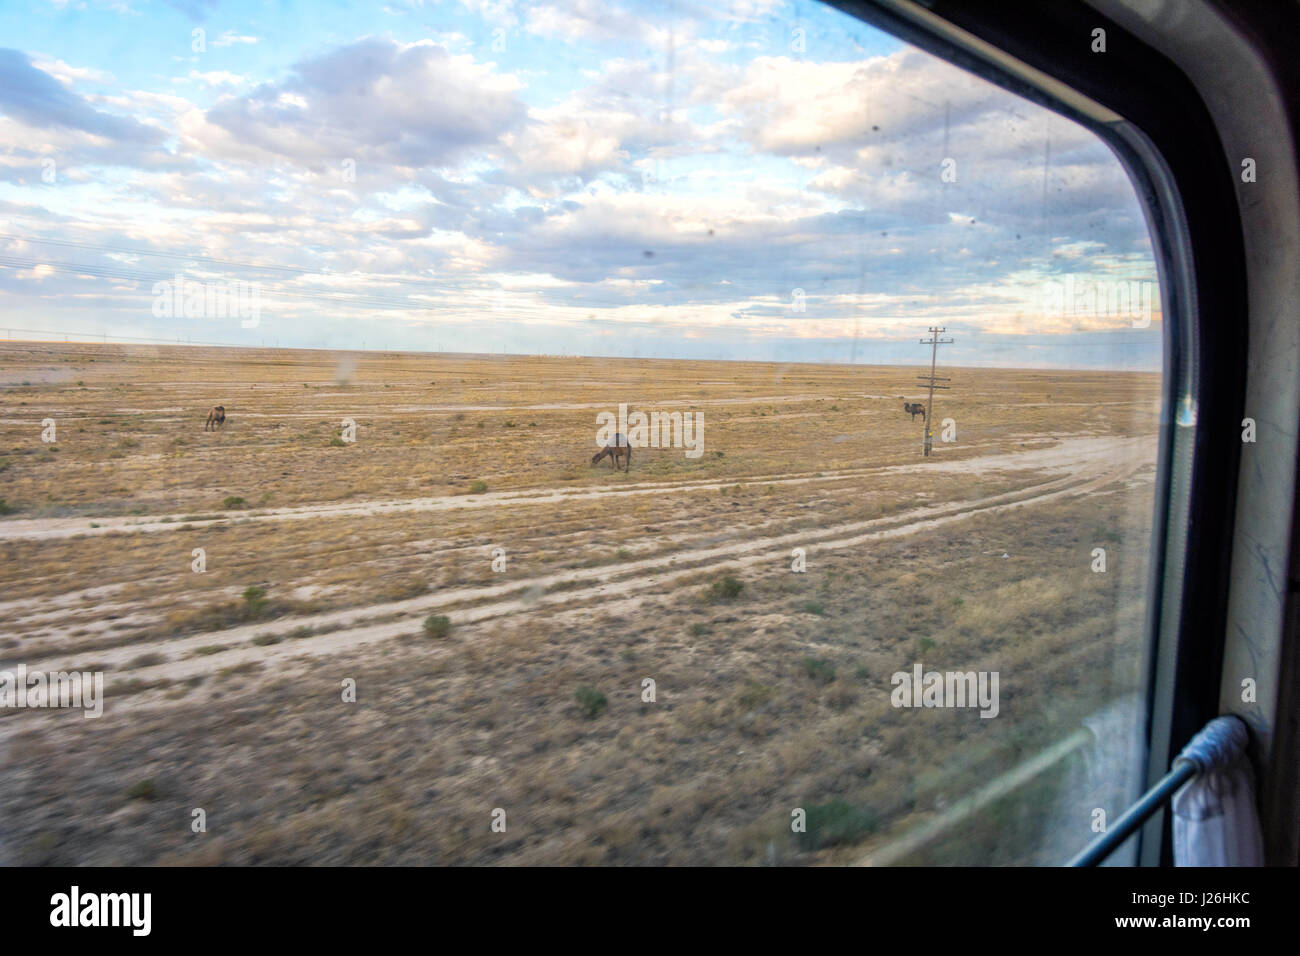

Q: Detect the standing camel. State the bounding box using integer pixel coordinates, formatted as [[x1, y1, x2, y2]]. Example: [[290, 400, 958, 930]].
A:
[[903, 401, 926, 422], [204, 405, 226, 431]]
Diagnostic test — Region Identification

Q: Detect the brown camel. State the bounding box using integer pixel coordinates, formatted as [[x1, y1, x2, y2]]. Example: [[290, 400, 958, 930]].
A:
[[204, 405, 226, 431], [592, 433, 631, 471], [903, 401, 926, 422]]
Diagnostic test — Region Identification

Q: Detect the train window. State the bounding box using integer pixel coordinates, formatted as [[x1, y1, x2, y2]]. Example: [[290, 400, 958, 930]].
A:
[[0, 0, 1163, 864]]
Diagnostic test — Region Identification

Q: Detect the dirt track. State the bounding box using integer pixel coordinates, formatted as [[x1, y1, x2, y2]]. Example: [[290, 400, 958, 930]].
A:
[[10, 434, 1151, 717], [0, 435, 1140, 543]]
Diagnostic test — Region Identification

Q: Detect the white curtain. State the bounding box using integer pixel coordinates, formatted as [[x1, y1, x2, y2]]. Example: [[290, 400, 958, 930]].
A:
[[1171, 715, 1265, 866]]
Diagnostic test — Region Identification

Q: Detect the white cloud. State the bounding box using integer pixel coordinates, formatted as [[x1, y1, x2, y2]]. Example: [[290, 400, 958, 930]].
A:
[[180, 70, 246, 88], [212, 31, 259, 47]]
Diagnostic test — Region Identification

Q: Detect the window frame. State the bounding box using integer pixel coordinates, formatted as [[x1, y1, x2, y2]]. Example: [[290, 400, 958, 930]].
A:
[[827, 0, 1252, 865]]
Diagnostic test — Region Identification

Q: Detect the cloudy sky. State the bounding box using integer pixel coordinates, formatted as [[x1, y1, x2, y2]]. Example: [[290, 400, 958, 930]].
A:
[[0, 0, 1162, 368]]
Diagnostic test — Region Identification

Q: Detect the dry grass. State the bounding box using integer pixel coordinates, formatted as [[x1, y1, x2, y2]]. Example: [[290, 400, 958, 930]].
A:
[[0, 343, 1160, 865]]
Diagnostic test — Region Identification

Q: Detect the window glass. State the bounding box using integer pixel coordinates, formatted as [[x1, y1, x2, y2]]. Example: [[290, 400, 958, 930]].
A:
[[0, 0, 1161, 865]]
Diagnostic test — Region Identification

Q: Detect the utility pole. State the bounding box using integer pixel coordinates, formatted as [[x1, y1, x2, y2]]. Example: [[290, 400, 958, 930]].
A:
[[918, 326, 953, 456]]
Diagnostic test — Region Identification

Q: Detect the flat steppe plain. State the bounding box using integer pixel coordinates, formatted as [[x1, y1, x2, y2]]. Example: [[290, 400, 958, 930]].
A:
[[0, 344, 1161, 864]]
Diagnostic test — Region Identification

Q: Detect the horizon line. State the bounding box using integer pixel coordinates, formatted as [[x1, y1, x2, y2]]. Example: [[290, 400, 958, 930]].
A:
[[0, 337, 1163, 374]]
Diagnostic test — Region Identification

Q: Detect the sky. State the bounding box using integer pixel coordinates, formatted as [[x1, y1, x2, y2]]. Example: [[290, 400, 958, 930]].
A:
[[0, 0, 1163, 369]]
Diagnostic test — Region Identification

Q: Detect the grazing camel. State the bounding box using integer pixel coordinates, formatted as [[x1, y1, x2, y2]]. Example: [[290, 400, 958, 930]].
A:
[[592, 433, 631, 471], [204, 405, 226, 431], [903, 401, 926, 422]]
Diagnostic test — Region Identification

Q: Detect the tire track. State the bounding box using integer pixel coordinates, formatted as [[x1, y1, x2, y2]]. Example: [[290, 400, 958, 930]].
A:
[[12, 444, 1150, 710], [0, 435, 1140, 542]]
